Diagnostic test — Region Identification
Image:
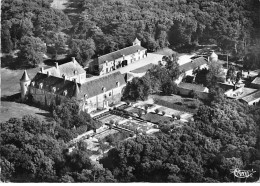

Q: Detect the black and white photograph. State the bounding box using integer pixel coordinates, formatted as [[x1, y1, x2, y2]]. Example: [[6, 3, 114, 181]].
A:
[[0, 0, 260, 183]]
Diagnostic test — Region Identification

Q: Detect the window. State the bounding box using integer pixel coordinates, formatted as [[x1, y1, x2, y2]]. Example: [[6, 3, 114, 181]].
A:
[[39, 83, 43, 89]]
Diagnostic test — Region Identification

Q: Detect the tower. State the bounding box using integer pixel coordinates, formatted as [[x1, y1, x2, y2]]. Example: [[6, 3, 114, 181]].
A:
[[73, 81, 80, 98], [209, 51, 218, 62], [20, 70, 31, 101], [133, 38, 141, 46]]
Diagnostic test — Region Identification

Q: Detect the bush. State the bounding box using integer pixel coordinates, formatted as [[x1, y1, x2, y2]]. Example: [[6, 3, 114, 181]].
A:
[[175, 102, 183, 105]]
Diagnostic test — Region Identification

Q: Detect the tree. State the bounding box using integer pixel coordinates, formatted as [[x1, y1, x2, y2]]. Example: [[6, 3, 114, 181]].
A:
[[193, 68, 209, 86], [226, 66, 242, 87], [46, 32, 67, 59], [17, 36, 46, 67], [122, 77, 150, 101], [69, 38, 96, 66], [161, 78, 178, 95]]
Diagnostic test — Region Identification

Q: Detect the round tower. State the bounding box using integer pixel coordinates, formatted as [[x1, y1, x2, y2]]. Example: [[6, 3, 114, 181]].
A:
[[20, 70, 31, 101], [209, 51, 218, 62], [133, 38, 141, 46]]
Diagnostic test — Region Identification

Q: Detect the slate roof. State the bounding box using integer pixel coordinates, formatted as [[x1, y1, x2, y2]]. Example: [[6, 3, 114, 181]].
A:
[[97, 45, 146, 64], [79, 71, 126, 98], [251, 77, 260, 85], [44, 59, 85, 78], [179, 57, 208, 72], [20, 70, 30, 81], [178, 82, 208, 92], [30, 73, 79, 98], [241, 90, 260, 103], [31, 71, 126, 99]]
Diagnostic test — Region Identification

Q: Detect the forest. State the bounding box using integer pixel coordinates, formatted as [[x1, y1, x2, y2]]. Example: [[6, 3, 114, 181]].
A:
[[1, 0, 260, 69]]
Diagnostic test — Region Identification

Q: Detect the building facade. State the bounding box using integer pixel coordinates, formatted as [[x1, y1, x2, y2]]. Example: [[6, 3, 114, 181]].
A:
[[89, 38, 147, 75], [21, 69, 126, 113]]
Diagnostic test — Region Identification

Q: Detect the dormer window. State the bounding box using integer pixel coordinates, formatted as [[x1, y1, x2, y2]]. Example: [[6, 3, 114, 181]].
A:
[[52, 87, 56, 93], [39, 83, 43, 89], [116, 81, 120, 87], [31, 81, 35, 86], [102, 87, 106, 93], [63, 90, 67, 96]]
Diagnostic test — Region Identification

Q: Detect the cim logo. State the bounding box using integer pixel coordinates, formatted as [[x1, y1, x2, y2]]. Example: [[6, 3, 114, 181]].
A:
[[230, 168, 256, 179]]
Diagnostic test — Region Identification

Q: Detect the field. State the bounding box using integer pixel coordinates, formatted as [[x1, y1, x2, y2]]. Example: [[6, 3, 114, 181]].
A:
[[0, 101, 51, 123], [1, 65, 51, 123], [1, 66, 46, 97]]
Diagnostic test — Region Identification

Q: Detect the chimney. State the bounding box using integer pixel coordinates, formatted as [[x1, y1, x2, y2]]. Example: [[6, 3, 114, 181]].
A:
[[72, 57, 76, 64], [40, 67, 44, 73], [47, 71, 50, 77], [55, 62, 59, 69]]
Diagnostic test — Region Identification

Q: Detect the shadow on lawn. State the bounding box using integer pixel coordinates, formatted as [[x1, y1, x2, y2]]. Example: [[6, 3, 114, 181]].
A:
[[36, 112, 54, 122], [1, 93, 21, 102]]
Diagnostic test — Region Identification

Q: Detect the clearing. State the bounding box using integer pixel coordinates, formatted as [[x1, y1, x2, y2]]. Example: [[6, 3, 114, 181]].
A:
[[0, 101, 52, 123], [51, 0, 68, 10], [1, 66, 47, 97]]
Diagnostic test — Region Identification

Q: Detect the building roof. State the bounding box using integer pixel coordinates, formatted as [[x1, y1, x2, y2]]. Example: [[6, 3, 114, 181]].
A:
[[79, 71, 126, 98], [97, 45, 146, 64], [241, 90, 260, 103], [31, 73, 80, 98], [210, 51, 218, 58], [44, 59, 85, 78], [178, 82, 208, 92], [251, 77, 260, 85], [20, 70, 30, 81], [179, 57, 208, 72], [226, 87, 258, 99]]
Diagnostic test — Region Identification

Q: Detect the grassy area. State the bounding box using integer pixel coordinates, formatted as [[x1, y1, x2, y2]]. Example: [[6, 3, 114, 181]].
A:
[[1, 66, 47, 97], [151, 94, 201, 113], [0, 101, 52, 123]]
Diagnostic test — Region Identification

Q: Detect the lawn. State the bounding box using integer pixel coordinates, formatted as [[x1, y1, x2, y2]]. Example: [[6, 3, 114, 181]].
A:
[[1, 66, 47, 97], [0, 101, 52, 123], [151, 94, 201, 113]]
